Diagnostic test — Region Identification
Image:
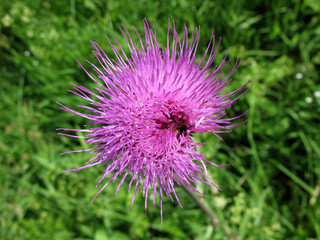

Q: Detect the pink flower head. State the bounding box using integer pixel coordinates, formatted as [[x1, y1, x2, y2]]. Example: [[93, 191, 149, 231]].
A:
[[57, 19, 251, 222]]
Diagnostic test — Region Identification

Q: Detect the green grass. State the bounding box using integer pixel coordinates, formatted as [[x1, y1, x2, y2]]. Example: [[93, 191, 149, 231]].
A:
[[1, 0, 320, 239]]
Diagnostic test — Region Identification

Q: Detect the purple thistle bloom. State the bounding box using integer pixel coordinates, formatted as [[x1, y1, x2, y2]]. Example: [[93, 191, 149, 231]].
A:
[[57, 19, 251, 222]]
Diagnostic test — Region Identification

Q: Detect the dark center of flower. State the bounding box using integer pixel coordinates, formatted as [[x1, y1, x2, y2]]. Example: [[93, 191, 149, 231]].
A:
[[156, 111, 192, 137]]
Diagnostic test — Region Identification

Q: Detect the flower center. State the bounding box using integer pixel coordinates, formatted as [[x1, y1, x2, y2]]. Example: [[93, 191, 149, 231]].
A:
[[156, 110, 192, 137]]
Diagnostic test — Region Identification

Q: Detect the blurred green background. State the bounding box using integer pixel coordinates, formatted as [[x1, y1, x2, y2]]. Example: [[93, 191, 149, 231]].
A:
[[1, 0, 319, 239]]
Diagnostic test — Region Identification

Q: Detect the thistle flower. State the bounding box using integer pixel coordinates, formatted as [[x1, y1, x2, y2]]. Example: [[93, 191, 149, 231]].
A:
[[57, 19, 250, 222]]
